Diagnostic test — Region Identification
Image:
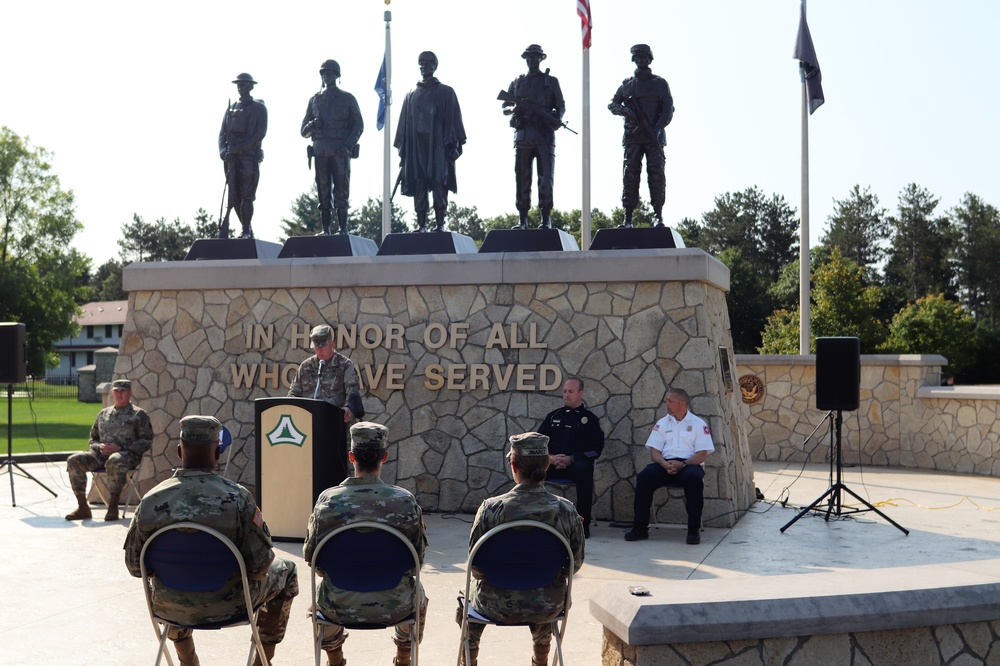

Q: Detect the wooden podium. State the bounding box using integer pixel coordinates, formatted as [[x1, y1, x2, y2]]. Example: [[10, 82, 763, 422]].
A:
[[254, 397, 348, 541]]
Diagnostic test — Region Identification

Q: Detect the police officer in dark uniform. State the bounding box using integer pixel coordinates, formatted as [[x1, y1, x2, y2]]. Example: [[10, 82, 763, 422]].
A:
[[608, 44, 674, 228], [502, 44, 566, 230], [536, 377, 604, 537], [301, 60, 364, 236], [219, 73, 268, 239]]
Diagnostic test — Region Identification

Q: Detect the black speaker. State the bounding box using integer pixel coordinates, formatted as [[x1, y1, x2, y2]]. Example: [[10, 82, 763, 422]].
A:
[[816, 336, 860, 411], [0, 322, 27, 384]]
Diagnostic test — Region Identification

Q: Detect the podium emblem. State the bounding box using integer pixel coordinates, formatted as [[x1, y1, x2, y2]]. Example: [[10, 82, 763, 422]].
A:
[[266, 414, 307, 448]]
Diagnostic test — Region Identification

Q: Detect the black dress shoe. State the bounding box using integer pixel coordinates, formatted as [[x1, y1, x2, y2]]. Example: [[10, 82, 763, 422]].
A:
[[624, 527, 648, 542], [686, 531, 701, 545]]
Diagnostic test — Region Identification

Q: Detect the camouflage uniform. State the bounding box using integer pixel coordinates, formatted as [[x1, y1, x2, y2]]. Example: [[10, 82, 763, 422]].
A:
[[288, 351, 359, 409], [124, 418, 298, 645], [67, 401, 153, 494], [303, 422, 428, 653], [464, 433, 586, 659]]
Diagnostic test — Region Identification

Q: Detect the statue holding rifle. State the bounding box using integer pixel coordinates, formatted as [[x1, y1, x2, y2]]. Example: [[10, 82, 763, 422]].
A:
[[608, 44, 673, 228], [500, 44, 566, 230], [218, 73, 267, 239]]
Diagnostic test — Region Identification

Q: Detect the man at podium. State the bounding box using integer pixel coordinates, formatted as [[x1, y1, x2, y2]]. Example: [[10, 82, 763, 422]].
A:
[[288, 324, 363, 423]]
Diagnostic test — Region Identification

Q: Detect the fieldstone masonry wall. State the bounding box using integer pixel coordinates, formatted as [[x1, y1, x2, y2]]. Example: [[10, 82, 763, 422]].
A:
[[736, 355, 1000, 477], [119, 250, 755, 526]]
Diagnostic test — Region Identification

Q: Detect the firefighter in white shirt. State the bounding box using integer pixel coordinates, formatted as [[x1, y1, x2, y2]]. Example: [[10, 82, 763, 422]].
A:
[[624, 387, 714, 545]]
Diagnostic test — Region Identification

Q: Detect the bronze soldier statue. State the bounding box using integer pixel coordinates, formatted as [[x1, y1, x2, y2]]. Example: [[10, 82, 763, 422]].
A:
[[501, 45, 566, 230], [394, 51, 466, 233], [218, 73, 267, 239], [608, 44, 674, 228], [301, 60, 364, 236]]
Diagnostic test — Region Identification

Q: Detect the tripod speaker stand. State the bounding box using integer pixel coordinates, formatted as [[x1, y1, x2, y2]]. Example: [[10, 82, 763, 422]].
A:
[[780, 409, 908, 534], [2, 384, 58, 507]]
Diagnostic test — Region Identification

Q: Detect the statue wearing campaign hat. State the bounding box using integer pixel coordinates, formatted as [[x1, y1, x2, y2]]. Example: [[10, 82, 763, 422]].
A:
[[608, 44, 674, 228], [218, 73, 268, 239], [502, 44, 566, 230], [301, 59, 364, 236]]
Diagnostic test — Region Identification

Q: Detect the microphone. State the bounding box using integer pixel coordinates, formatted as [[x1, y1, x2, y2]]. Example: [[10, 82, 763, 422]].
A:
[[313, 359, 325, 399]]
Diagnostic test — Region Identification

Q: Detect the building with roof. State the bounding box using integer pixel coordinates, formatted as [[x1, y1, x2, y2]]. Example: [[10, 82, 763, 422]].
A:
[[50, 300, 128, 380]]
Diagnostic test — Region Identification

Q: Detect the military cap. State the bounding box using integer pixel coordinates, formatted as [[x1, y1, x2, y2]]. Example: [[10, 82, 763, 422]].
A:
[[111, 379, 132, 391], [319, 59, 341, 75], [630, 44, 653, 60], [180, 415, 223, 444], [522, 44, 547, 60], [350, 421, 388, 455], [508, 432, 549, 457], [232, 72, 258, 85], [310, 324, 333, 346], [418, 51, 438, 66]]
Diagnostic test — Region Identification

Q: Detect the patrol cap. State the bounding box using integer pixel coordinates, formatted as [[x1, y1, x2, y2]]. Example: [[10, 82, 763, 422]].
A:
[[507, 432, 549, 457], [319, 59, 341, 75], [522, 44, 547, 60], [350, 421, 388, 455], [111, 379, 132, 391], [418, 51, 438, 66], [630, 44, 653, 61], [180, 415, 223, 444], [310, 324, 333, 347], [232, 72, 258, 85]]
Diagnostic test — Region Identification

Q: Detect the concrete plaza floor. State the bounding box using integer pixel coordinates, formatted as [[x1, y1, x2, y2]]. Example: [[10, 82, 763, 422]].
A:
[[2, 459, 1000, 665]]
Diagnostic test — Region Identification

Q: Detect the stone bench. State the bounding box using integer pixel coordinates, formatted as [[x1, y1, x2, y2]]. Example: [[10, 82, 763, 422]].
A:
[[591, 560, 1000, 664]]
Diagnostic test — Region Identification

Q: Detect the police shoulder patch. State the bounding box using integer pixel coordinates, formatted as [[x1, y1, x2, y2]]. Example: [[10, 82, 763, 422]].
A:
[[703, 426, 711, 435]]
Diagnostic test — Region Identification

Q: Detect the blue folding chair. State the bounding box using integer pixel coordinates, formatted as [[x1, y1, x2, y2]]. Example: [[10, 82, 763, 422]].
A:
[[309, 521, 422, 666], [459, 520, 574, 666], [139, 522, 269, 666]]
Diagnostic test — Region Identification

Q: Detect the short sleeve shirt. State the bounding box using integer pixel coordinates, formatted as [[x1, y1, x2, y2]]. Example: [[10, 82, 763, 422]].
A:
[[644, 411, 714, 461]]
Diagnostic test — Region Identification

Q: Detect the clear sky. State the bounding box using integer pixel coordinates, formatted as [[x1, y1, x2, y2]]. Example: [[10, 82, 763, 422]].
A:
[[3, 1, 998, 266]]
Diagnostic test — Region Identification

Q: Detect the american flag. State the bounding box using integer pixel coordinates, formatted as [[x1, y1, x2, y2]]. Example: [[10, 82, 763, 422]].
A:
[[577, 0, 592, 49]]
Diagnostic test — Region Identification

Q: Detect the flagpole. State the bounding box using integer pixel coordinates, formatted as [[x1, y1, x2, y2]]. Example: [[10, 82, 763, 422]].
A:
[[798, 0, 811, 355], [578, 0, 593, 250], [582, 47, 591, 250], [382, 2, 393, 241]]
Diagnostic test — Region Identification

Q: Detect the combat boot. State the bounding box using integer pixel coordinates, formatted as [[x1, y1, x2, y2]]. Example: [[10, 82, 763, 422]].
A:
[[325, 646, 346, 666], [512, 212, 528, 230], [173, 637, 200, 666], [619, 208, 634, 229], [337, 208, 349, 235], [531, 643, 550, 666], [414, 212, 428, 233], [393, 643, 411, 665], [104, 492, 120, 521], [434, 210, 447, 233], [251, 642, 275, 666], [460, 647, 479, 666], [538, 210, 552, 229], [65, 493, 92, 521], [653, 206, 665, 227], [319, 209, 332, 235]]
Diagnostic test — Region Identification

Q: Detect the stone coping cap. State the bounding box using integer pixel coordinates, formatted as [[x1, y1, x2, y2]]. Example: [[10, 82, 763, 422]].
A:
[[590, 559, 1000, 645], [918, 385, 1000, 400], [736, 353, 948, 366], [122, 249, 729, 292]]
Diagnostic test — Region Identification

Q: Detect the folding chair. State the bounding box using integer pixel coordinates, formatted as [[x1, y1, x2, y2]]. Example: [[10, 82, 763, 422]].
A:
[[309, 521, 422, 666], [92, 450, 150, 519], [459, 520, 574, 666], [139, 522, 269, 666], [217, 425, 234, 478]]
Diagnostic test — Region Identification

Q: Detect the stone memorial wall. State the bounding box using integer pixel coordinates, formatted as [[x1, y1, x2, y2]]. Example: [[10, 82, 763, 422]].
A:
[[119, 249, 755, 526]]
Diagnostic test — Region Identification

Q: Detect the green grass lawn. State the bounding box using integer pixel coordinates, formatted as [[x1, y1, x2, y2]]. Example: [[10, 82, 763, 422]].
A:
[[2, 397, 97, 455]]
